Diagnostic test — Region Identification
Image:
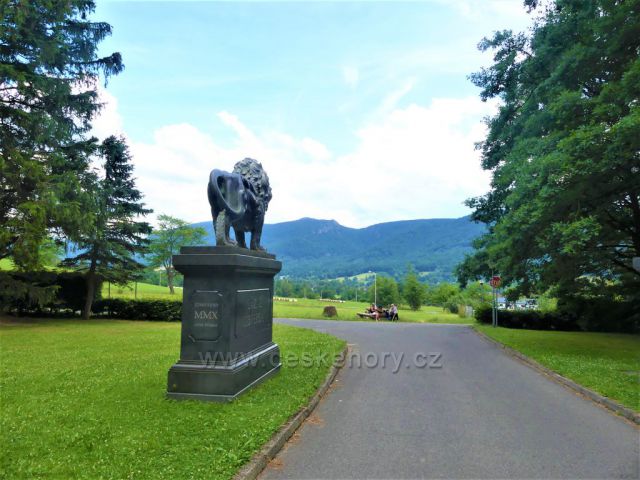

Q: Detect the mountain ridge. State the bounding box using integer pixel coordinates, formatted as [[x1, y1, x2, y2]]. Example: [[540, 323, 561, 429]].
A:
[[191, 216, 485, 282]]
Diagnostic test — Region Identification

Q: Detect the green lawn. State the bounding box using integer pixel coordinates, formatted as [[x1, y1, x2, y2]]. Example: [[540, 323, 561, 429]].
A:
[[273, 297, 469, 323], [476, 326, 640, 412], [102, 281, 469, 324], [101, 281, 181, 300], [0, 320, 345, 479]]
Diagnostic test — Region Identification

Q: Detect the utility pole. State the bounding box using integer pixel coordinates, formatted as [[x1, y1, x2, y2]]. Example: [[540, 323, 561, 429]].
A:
[[490, 274, 501, 327], [369, 271, 377, 306]]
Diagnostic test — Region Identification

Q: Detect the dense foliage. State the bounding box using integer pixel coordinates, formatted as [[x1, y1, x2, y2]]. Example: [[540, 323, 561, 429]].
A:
[[367, 275, 400, 306], [0, 270, 100, 315], [402, 268, 426, 310], [63, 136, 152, 318], [0, 0, 125, 308], [475, 305, 580, 331], [426, 282, 460, 307], [0, 0, 123, 268], [459, 0, 640, 329]]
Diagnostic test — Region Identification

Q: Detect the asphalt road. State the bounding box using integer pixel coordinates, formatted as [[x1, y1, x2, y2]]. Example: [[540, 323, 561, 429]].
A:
[[262, 319, 639, 479]]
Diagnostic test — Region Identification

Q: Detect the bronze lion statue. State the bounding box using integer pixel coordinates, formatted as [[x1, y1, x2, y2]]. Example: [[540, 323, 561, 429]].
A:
[[207, 158, 272, 251]]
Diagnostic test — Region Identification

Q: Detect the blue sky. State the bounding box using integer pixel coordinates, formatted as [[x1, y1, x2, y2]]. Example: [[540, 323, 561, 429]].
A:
[[92, 1, 534, 227]]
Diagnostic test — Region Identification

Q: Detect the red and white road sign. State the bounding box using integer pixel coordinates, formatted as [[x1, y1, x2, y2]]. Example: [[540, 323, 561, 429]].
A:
[[490, 276, 501, 288]]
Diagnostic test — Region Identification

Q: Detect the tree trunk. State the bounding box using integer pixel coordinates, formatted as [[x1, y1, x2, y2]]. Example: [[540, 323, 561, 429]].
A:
[[82, 272, 96, 319], [167, 267, 175, 295], [82, 256, 98, 320]]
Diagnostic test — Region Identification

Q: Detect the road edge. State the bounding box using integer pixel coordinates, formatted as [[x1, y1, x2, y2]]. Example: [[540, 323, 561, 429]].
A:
[[232, 345, 348, 480], [473, 327, 639, 426]]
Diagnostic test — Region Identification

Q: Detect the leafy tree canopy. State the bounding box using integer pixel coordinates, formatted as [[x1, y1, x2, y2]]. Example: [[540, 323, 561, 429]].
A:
[[460, 0, 640, 314], [402, 266, 426, 310], [147, 215, 207, 294], [368, 275, 400, 307], [426, 282, 460, 307]]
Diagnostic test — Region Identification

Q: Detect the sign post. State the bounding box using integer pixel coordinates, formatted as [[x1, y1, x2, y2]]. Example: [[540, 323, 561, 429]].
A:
[[489, 275, 501, 327]]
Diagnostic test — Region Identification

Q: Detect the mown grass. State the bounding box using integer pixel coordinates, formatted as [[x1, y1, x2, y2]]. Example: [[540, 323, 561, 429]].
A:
[[102, 282, 469, 324], [273, 297, 469, 324], [101, 281, 181, 300], [0, 319, 345, 479], [476, 325, 640, 412]]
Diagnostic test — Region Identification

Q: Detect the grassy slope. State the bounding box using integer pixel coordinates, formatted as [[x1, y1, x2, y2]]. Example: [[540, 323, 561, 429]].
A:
[[273, 298, 469, 324], [103, 281, 469, 324], [101, 281, 182, 300], [0, 320, 345, 479], [476, 326, 640, 412]]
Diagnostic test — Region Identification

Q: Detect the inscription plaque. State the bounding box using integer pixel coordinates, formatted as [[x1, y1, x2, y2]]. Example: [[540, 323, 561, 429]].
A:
[[191, 290, 222, 341], [237, 288, 271, 330]]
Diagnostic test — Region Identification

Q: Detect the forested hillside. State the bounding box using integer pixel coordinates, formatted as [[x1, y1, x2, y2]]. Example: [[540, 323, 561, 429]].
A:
[[192, 216, 485, 282]]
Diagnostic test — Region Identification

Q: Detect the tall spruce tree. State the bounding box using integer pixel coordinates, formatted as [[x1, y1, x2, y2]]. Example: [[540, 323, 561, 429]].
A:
[[459, 0, 640, 327], [0, 0, 123, 272], [63, 136, 152, 318]]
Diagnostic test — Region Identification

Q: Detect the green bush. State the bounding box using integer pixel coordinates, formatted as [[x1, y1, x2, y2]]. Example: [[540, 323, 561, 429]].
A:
[[557, 297, 639, 333], [0, 271, 98, 315], [474, 305, 580, 331], [93, 298, 182, 321], [0, 271, 179, 321], [0, 271, 58, 314], [56, 272, 102, 311]]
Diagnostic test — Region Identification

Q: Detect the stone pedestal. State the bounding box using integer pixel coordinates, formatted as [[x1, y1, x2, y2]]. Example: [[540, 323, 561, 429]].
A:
[[166, 246, 282, 402]]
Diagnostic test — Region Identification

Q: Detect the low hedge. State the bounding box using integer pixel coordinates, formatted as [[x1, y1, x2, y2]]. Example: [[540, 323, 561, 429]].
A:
[[0, 271, 101, 315], [92, 298, 182, 321], [475, 305, 580, 331]]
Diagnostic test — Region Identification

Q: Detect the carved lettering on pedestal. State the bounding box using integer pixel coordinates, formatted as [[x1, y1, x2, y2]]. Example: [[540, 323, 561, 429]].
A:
[[237, 288, 271, 330], [191, 291, 222, 341]]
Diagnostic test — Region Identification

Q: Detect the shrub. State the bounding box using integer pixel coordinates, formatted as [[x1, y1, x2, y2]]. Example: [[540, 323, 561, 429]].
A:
[[0, 271, 98, 315], [0, 271, 58, 314], [92, 298, 182, 321], [443, 296, 461, 314], [56, 272, 102, 311], [557, 297, 639, 333], [474, 305, 580, 331]]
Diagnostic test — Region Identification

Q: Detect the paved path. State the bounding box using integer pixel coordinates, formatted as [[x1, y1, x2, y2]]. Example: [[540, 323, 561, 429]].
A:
[[262, 320, 638, 479]]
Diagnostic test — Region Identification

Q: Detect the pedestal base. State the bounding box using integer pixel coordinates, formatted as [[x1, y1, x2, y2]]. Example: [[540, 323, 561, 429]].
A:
[[167, 343, 281, 402], [166, 246, 282, 402]]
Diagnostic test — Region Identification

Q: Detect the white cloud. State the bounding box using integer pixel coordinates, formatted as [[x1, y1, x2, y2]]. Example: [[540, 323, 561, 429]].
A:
[[91, 85, 125, 140], [378, 78, 416, 114], [110, 93, 496, 228]]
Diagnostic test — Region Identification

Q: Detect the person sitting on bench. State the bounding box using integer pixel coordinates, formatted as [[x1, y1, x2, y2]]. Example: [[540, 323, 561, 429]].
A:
[[389, 304, 399, 321]]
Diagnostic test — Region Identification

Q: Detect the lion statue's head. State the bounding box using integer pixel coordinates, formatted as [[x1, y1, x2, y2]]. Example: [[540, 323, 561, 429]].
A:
[[233, 158, 272, 213]]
